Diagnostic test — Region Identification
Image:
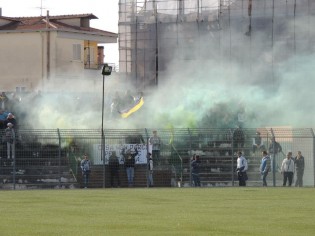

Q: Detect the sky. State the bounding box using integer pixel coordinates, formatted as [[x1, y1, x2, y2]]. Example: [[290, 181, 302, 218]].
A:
[[0, 0, 119, 65]]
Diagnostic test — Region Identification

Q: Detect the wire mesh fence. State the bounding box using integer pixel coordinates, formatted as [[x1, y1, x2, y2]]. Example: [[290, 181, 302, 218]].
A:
[[0, 127, 314, 189]]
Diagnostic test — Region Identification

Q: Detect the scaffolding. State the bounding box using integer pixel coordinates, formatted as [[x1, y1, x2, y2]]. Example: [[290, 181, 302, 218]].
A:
[[118, 0, 315, 90]]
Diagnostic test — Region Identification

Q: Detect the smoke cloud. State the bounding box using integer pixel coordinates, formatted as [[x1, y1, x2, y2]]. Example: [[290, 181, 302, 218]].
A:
[[11, 3, 315, 130]]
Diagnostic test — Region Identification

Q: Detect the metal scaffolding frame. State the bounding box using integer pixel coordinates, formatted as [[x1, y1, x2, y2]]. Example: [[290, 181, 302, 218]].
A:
[[118, 0, 314, 90]]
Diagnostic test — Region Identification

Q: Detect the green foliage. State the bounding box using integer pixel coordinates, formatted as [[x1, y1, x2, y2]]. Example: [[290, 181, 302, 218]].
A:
[[0, 188, 315, 236]]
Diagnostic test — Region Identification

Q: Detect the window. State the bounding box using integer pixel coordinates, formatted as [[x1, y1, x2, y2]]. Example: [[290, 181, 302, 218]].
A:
[[85, 47, 95, 64], [73, 44, 81, 60], [16, 87, 26, 92]]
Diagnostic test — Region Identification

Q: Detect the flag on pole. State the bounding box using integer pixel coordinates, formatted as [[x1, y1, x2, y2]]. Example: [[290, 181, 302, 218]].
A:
[[120, 96, 144, 118]]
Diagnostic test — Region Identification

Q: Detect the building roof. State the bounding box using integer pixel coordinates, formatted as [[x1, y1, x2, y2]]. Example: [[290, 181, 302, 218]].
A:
[[0, 13, 117, 38]]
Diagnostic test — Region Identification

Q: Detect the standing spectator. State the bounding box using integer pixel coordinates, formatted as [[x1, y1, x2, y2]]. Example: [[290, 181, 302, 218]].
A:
[[0, 109, 9, 129], [252, 131, 265, 154], [0, 92, 9, 110], [236, 151, 248, 186], [294, 151, 305, 187], [4, 113, 17, 128], [108, 151, 120, 187], [260, 150, 271, 187], [233, 126, 245, 149], [149, 130, 162, 165], [147, 153, 154, 187], [9, 93, 21, 113], [122, 148, 138, 187], [268, 137, 283, 171], [280, 152, 295, 187], [5, 122, 15, 166], [80, 154, 91, 188], [191, 154, 201, 187]]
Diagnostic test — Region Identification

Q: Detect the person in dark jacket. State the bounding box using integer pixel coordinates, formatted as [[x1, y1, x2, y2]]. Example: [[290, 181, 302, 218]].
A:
[[80, 154, 91, 188], [268, 137, 283, 171], [233, 126, 245, 149], [122, 148, 138, 187], [109, 151, 120, 187], [252, 131, 265, 154], [5, 122, 15, 166], [147, 153, 154, 187], [191, 154, 201, 187], [294, 151, 305, 187], [4, 113, 17, 128], [260, 150, 271, 187]]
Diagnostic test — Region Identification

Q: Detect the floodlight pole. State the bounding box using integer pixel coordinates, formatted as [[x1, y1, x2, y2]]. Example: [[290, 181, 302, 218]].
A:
[[101, 64, 112, 188], [101, 73, 106, 188]]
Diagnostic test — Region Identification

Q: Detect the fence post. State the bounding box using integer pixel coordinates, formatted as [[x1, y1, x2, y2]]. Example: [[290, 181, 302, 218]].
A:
[[312, 129, 315, 188], [57, 128, 61, 188], [12, 128, 16, 190], [188, 128, 192, 187], [270, 129, 276, 187], [231, 129, 235, 186], [145, 128, 149, 188], [102, 129, 106, 188]]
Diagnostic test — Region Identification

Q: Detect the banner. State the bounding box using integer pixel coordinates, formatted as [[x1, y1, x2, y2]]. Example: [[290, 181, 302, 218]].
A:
[[93, 143, 147, 165]]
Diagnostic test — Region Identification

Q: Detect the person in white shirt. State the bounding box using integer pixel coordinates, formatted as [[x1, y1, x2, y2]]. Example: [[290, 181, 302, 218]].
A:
[[236, 151, 248, 186], [280, 152, 295, 187]]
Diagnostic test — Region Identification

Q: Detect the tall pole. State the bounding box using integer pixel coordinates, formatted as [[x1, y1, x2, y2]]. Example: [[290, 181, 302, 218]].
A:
[[101, 64, 112, 188], [154, 0, 158, 86], [271, 0, 275, 89], [101, 74, 106, 188]]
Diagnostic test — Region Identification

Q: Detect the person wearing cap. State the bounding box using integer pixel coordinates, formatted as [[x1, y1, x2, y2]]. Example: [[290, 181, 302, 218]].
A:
[[147, 153, 154, 187], [236, 151, 248, 186], [5, 122, 15, 165]]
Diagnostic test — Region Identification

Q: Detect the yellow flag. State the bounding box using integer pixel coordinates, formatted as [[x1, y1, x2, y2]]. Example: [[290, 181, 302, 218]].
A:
[[121, 97, 144, 118]]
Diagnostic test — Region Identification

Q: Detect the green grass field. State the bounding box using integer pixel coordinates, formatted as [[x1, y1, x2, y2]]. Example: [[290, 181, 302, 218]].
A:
[[0, 187, 315, 236]]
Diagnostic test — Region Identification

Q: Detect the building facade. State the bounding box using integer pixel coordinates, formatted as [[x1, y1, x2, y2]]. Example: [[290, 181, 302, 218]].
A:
[[0, 12, 117, 93]]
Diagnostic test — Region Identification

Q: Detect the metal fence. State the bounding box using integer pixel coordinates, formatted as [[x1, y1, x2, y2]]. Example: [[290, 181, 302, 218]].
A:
[[0, 128, 314, 189]]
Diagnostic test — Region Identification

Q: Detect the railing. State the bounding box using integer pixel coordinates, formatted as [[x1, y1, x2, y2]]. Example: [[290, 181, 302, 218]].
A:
[[0, 127, 314, 189]]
